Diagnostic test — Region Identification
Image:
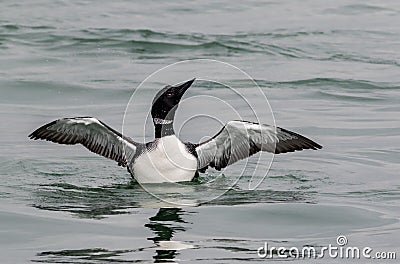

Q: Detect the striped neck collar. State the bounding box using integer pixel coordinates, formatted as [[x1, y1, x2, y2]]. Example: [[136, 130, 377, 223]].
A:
[[153, 118, 173, 125]]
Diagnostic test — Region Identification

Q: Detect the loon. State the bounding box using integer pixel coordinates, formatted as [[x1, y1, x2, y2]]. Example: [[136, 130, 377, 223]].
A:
[[29, 79, 322, 183]]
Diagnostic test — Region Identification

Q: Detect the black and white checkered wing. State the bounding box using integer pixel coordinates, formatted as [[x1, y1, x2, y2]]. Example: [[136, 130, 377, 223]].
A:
[[195, 120, 322, 171], [29, 117, 137, 166]]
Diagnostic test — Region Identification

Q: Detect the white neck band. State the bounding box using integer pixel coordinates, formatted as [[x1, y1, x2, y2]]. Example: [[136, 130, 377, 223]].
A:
[[153, 118, 173, 125]]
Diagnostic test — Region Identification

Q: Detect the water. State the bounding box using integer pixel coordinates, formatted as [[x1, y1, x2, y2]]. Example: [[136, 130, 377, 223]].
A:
[[1, 0, 400, 263]]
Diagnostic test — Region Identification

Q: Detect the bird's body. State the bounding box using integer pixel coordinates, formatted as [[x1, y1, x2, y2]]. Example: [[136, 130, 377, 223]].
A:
[[132, 135, 197, 183], [29, 79, 322, 183]]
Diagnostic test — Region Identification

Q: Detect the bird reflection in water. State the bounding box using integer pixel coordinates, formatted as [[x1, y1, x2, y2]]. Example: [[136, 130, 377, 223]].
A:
[[146, 207, 192, 263]]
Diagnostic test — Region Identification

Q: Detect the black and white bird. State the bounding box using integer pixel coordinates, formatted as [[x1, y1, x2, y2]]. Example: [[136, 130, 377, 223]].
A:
[[29, 79, 322, 183]]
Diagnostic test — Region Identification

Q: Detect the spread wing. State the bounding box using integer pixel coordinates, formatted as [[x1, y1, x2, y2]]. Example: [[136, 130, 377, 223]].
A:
[[29, 117, 137, 167], [195, 120, 322, 171]]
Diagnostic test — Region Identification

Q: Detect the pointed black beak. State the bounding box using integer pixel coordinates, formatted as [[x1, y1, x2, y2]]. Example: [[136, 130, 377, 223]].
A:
[[175, 78, 195, 96]]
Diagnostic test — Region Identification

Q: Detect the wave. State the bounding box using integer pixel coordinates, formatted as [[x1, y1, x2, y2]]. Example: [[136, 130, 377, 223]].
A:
[[0, 26, 325, 57], [1, 79, 131, 93], [325, 54, 400, 67], [32, 181, 314, 218], [2, 25, 399, 65], [0, 79, 132, 107], [324, 4, 399, 15], [273, 78, 400, 90], [0, 24, 55, 31]]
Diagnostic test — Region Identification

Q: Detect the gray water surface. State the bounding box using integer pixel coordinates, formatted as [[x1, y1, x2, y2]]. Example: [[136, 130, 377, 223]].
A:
[[1, 0, 399, 263]]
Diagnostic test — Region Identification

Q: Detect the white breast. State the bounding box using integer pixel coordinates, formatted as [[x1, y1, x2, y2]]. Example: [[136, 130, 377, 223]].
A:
[[132, 136, 197, 183]]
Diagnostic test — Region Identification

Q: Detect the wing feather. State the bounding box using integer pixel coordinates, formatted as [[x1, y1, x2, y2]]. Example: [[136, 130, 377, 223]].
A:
[[29, 117, 137, 167], [195, 120, 322, 171]]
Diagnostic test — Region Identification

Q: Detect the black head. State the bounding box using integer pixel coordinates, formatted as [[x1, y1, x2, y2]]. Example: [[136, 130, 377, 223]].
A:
[[151, 78, 195, 122]]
